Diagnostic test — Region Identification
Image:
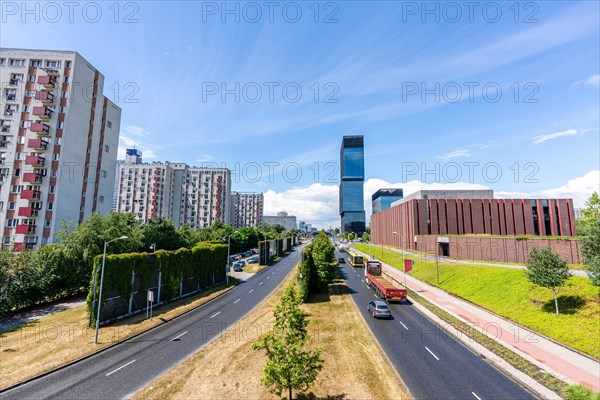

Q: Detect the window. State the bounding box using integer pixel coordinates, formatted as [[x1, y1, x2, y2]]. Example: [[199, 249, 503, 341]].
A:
[[104, 145, 110, 153], [45, 60, 61, 68], [53, 153, 59, 161], [62, 91, 68, 98], [107, 120, 112, 128], [58, 122, 64, 129], [28, 74, 35, 82], [10, 59, 25, 66], [65, 61, 72, 68], [64, 76, 69, 83], [11, 185, 22, 193], [15, 153, 24, 160], [50, 186, 55, 193], [6, 219, 17, 227], [23, 105, 29, 112], [0, 59, 5, 66], [42, 237, 49, 245], [14, 169, 20, 177], [31, 60, 42, 67], [101, 170, 106, 178], [45, 219, 51, 228], [20, 120, 31, 128], [59, 106, 66, 113], [47, 202, 53, 210], [25, 90, 35, 97], [56, 137, 62, 144], [8, 202, 15, 210]]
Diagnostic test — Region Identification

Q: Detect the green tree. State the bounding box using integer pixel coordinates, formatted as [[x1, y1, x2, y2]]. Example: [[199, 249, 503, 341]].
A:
[[525, 247, 571, 314], [311, 232, 337, 289], [362, 232, 370, 242], [140, 217, 183, 251], [581, 218, 600, 286], [582, 192, 600, 220], [253, 287, 323, 399]]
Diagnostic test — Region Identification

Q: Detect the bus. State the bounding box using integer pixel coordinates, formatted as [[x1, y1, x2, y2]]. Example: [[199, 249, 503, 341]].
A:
[[348, 252, 365, 268]]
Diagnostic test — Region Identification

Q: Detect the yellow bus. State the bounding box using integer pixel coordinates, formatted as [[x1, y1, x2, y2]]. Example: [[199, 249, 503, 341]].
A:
[[348, 252, 365, 268]]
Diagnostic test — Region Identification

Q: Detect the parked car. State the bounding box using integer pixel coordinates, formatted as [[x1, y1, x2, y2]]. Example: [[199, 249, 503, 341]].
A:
[[247, 257, 259, 264], [367, 300, 391, 319], [338, 257, 345, 263], [233, 261, 245, 272], [250, 249, 258, 255]]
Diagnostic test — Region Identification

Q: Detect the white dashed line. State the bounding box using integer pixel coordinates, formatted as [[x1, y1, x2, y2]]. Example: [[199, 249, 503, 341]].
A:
[[106, 360, 136, 376], [234, 299, 240, 304], [210, 311, 221, 319], [472, 392, 482, 400], [361, 279, 364, 283], [259, 282, 264, 285], [249, 289, 254, 293], [171, 331, 188, 341], [266, 276, 270, 280], [399, 322, 409, 330], [425, 346, 440, 361]]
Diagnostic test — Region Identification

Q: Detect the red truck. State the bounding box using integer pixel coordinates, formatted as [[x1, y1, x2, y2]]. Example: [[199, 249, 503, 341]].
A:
[[364, 260, 407, 303]]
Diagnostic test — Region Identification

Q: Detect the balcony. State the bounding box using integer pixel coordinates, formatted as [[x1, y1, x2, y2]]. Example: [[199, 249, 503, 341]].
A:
[[30, 122, 50, 135], [0, 140, 10, 148], [42, 67, 59, 76], [37, 75, 57, 88], [6, 94, 16, 101], [35, 91, 55, 104], [9, 79, 22, 86], [26, 155, 45, 167], [32, 106, 54, 120], [28, 138, 50, 151], [16, 225, 36, 235], [1, 125, 11, 133], [18, 207, 39, 217], [21, 190, 41, 200], [23, 172, 43, 184]]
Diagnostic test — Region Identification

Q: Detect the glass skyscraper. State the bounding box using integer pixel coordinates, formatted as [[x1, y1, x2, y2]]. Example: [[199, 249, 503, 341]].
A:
[[339, 135, 366, 235], [372, 188, 404, 214]]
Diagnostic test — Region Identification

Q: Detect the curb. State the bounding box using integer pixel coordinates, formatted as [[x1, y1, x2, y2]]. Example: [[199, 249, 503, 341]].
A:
[[0, 283, 236, 394]]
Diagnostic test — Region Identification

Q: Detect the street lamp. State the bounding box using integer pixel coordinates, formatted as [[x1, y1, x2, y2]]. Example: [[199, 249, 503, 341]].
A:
[[224, 235, 230, 285], [94, 235, 128, 345]]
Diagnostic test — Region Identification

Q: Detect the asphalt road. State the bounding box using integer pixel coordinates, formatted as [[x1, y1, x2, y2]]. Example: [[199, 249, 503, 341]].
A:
[[1, 247, 302, 400], [337, 251, 535, 400]]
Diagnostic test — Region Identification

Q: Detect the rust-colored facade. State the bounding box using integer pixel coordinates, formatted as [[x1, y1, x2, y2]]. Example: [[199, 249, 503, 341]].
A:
[[371, 198, 577, 250]]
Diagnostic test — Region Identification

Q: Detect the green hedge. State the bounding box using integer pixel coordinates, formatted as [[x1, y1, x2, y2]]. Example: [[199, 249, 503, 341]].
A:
[[87, 242, 227, 325]]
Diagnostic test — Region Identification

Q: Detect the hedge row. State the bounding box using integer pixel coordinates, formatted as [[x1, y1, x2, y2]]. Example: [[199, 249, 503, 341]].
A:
[[86, 242, 227, 325]]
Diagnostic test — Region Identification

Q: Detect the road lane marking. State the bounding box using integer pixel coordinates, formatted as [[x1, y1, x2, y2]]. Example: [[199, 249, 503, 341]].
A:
[[210, 311, 221, 319], [425, 346, 440, 361], [272, 272, 275, 275], [472, 392, 482, 400], [249, 289, 254, 293], [171, 331, 188, 341], [399, 322, 409, 330], [361, 279, 364, 283], [374, 294, 378, 298], [234, 299, 240, 304], [266, 276, 270, 280], [106, 360, 136, 376]]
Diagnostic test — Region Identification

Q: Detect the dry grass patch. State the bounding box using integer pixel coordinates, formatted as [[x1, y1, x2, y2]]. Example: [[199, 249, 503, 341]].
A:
[[244, 263, 267, 273], [0, 283, 233, 389], [134, 268, 410, 400]]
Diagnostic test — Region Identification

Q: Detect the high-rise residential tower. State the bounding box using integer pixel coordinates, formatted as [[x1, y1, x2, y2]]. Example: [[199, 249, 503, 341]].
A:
[[230, 191, 263, 228], [339, 135, 365, 235], [0, 49, 121, 251]]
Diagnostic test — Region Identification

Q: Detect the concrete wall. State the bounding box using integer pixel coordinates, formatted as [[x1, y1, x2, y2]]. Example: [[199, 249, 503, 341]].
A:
[[415, 235, 582, 264]]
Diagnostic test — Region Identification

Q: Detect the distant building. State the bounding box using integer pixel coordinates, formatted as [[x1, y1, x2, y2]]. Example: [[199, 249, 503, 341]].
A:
[[262, 211, 297, 231], [574, 208, 584, 219], [116, 153, 231, 228], [230, 192, 263, 228], [298, 221, 308, 231], [372, 188, 404, 214], [339, 135, 365, 235]]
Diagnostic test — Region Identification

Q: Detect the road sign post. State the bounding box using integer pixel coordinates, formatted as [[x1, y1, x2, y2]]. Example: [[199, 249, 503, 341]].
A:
[[147, 290, 155, 319]]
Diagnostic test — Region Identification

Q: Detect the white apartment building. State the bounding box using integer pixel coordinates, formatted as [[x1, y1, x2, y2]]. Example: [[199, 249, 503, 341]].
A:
[[262, 211, 297, 231], [116, 154, 231, 228], [0, 49, 121, 251], [231, 191, 263, 228]]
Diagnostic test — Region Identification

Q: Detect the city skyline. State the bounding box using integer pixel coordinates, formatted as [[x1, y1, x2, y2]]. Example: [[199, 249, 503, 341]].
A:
[[1, 1, 598, 228]]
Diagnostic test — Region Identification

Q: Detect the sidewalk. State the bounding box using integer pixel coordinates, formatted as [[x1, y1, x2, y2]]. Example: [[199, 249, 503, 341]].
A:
[[355, 248, 600, 392]]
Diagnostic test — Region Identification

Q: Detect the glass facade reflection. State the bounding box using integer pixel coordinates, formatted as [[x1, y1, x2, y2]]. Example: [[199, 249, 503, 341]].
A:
[[339, 136, 365, 235], [372, 188, 404, 214]]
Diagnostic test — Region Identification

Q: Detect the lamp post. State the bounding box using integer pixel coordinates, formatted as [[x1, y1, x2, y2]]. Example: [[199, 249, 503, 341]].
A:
[[224, 235, 230, 285], [95, 235, 128, 345]]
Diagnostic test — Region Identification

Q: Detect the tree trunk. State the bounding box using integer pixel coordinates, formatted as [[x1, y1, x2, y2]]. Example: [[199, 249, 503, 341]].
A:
[[288, 386, 292, 400], [553, 288, 559, 315]]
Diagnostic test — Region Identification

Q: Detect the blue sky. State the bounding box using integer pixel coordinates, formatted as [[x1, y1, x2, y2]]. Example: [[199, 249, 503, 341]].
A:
[[2, 1, 599, 227]]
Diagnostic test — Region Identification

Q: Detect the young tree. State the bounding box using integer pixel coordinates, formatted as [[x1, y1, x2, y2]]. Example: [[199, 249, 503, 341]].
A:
[[362, 232, 370, 242], [253, 287, 323, 399], [525, 247, 571, 314], [311, 232, 337, 289], [582, 192, 600, 220]]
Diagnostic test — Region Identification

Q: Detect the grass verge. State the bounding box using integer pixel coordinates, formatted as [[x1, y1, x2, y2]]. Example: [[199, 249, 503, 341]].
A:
[[0, 282, 234, 389], [134, 266, 410, 399], [355, 244, 600, 359]]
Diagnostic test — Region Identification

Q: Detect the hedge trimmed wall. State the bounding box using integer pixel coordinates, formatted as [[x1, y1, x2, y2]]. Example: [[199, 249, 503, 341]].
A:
[[87, 242, 227, 326]]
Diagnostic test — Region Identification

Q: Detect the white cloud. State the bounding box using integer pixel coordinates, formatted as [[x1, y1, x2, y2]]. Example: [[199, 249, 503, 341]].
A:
[[123, 125, 150, 137], [572, 74, 600, 88], [437, 148, 471, 160], [196, 154, 214, 163], [531, 129, 578, 144], [117, 125, 162, 161], [496, 170, 600, 208]]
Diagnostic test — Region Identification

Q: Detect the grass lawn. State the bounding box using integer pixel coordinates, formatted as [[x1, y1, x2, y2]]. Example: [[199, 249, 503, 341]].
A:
[[135, 265, 410, 400], [354, 244, 600, 359]]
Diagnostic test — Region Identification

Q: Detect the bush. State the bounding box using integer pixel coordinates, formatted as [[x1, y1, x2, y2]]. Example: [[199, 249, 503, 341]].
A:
[[565, 385, 600, 400]]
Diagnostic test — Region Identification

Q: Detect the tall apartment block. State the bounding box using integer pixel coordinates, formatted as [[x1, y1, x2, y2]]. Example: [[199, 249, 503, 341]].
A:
[[0, 49, 121, 251], [116, 152, 231, 228], [230, 191, 263, 228], [339, 135, 365, 235]]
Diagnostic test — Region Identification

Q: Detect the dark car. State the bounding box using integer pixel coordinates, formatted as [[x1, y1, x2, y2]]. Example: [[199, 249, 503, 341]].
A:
[[247, 257, 259, 264], [367, 300, 391, 318], [233, 261, 245, 272], [338, 257, 346, 263]]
